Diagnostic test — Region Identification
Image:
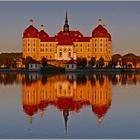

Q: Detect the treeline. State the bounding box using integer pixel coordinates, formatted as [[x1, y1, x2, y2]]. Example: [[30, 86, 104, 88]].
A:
[[112, 53, 140, 68], [0, 52, 22, 66]]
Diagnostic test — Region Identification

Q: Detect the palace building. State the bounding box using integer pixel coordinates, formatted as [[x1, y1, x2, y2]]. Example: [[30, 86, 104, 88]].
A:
[[23, 12, 112, 66]]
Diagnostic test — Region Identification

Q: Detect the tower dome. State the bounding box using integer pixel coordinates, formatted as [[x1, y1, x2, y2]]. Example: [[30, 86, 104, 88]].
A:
[[23, 19, 39, 38], [92, 19, 111, 40], [38, 25, 49, 41]]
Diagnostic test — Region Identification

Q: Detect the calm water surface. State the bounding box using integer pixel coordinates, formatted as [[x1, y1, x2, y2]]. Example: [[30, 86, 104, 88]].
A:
[[0, 72, 139, 138]]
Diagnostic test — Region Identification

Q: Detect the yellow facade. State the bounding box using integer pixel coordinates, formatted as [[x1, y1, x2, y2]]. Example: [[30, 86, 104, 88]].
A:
[[23, 16, 112, 66]]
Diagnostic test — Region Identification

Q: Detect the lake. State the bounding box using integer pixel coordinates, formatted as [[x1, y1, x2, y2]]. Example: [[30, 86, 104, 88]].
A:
[[0, 72, 139, 138]]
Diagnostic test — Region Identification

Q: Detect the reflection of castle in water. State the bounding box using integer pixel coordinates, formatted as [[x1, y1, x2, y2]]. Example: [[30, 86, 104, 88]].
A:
[[22, 73, 112, 129]]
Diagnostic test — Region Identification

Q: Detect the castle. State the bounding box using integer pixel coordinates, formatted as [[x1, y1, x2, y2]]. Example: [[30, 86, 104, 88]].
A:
[[23, 12, 112, 66]]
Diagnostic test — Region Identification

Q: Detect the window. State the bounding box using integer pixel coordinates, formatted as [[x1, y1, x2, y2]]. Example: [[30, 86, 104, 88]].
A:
[[100, 48, 102, 52], [87, 48, 90, 52], [95, 44, 97, 47], [50, 44, 52, 46], [28, 48, 30, 52], [100, 39, 102, 41], [50, 49, 52, 52], [33, 48, 35, 52], [59, 52, 62, 57], [46, 48, 48, 51], [80, 44, 82, 47], [68, 52, 71, 57], [72, 64, 73, 68], [35, 64, 37, 67], [28, 44, 30, 46], [67, 65, 69, 68], [100, 44, 102, 46], [31, 64, 32, 68], [95, 48, 97, 52]]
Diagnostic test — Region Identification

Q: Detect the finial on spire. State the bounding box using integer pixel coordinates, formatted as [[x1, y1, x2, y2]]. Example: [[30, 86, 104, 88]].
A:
[[98, 18, 102, 25], [28, 115, 33, 124], [41, 24, 44, 31], [29, 19, 33, 26], [98, 116, 102, 124]]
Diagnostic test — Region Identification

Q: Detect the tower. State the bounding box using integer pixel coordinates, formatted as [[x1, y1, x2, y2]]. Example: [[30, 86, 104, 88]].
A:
[[63, 11, 69, 32]]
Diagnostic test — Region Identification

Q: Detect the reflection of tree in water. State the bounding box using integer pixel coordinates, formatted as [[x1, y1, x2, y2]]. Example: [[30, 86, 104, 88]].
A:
[[121, 74, 127, 85], [96, 74, 104, 86], [76, 74, 87, 85], [87, 73, 96, 85], [133, 75, 137, 84], [0, 73, 17, 85], [41, 74, 48, 85], [0, 72, 139, 86]]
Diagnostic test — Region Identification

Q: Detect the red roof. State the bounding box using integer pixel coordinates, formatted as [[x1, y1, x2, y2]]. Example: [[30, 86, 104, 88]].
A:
[[92, 25, 111, 41], [23, 104, 38, 116], [92, 102, 111, 117], [38, 100, 48, 111], [39, 30, 49, 41], [66, 59, 77, 64], [56, 30, 91, 45], [23, 25, 39, 38]]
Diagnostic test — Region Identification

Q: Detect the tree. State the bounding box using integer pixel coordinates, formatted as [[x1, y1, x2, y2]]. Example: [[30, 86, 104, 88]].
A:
[[24, 56, 34, 68], [77, 57, 82, 68], [41, 57, 48, 67], [89, 57, 96, 68], [112, 54, 122, 66], [81, 57, 87, 68], [99, 56, 104, 68], [122, 57, 127, 68]]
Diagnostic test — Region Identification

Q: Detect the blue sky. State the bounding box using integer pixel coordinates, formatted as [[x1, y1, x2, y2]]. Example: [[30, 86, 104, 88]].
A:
[[0, 1, 140, 55]]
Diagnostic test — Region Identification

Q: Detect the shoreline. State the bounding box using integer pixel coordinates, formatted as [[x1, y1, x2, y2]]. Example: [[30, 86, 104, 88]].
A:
[[0, 68, 140, 74]]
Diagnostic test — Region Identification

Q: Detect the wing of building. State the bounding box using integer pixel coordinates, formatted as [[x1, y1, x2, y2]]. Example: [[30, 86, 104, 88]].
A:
[[22, 12, 112, 66]]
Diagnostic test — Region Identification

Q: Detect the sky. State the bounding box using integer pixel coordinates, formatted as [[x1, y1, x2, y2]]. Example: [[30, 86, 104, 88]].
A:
[[0, 1, 140, 55]]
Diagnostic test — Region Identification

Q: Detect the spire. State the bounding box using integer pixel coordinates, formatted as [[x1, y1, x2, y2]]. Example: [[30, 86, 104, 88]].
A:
[[65, 11, 68, 24], [63, 11, 69, 32], [63, 109, 69, 133]]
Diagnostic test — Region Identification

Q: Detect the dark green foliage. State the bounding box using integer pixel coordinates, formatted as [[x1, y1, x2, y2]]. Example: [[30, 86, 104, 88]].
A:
[[41, 57, 48, 67], [89, 57, 96, 67], [81, 57, 87, 68], [99, 56, 104, 68]]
